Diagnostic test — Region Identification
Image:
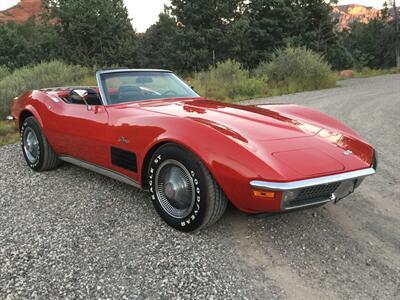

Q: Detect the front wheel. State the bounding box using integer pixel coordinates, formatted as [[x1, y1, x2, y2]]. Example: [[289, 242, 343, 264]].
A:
[[21, 116, 60, 171], [148, 143, 228, 232]]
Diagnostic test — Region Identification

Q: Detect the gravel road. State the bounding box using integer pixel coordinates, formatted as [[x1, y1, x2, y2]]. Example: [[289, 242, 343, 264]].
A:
[[1, 74, 399, 299]]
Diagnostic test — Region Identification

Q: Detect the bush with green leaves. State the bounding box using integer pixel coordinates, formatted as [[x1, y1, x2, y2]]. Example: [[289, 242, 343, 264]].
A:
[[192, 60, 267, 101], [326, 46, 354, 70], [0, 66, 10, 81], [0, 61, 92, 117], [256, 47, 336, 94], [0, 21, 62, 70]]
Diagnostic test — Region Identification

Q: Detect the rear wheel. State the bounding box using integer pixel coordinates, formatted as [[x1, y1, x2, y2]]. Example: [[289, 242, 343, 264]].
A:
[[148, 143, 227, 232], [21, 116, 60, 171]]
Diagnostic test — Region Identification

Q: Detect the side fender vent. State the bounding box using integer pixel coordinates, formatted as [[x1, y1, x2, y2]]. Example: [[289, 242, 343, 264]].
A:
[[111, 147, 137, 172]]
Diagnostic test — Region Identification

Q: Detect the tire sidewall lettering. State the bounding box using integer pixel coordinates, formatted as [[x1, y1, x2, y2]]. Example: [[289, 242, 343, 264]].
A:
[[148, 146, 207, 231], [21, 120, 42, 170], [179, 170, 201, 227]]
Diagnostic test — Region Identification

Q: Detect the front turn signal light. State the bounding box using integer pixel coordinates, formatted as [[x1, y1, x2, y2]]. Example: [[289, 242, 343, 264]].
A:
[[253, 190, 276, 199]]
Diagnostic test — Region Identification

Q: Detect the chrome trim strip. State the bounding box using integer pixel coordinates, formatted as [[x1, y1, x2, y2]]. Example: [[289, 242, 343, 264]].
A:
[[283, 198, 333, 210], [250, 167, 375, 191], [59, 156, 140, 188], [97, 69, 172, 75], [95, 71, 109, 106]]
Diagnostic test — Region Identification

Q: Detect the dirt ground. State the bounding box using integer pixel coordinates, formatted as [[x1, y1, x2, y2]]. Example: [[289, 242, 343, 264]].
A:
[[1, 74, 399, 299]]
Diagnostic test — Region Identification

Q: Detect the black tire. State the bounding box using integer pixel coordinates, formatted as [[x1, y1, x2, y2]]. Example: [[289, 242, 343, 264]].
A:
[[148, 143, 228, 232], [20, 116, 60, 171]]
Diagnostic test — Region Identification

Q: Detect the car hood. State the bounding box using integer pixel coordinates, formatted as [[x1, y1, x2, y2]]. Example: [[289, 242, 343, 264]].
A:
[[135, 98, 373, 176], [137, 98, 322, 141]]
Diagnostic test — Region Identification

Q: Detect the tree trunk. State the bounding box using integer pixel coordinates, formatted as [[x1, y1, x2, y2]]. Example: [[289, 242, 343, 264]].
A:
[[394, 0, 400, 68]]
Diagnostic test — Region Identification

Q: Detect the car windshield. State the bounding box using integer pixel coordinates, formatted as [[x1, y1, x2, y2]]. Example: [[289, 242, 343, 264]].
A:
[[99, 71, 199, 105]]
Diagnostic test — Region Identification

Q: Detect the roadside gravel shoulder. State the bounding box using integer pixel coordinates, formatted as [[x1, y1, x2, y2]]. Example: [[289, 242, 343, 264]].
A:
[[1, 74, 399, 299]]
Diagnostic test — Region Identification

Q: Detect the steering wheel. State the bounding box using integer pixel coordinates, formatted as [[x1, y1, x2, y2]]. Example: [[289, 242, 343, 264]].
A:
[[161, 90, 178, 97]]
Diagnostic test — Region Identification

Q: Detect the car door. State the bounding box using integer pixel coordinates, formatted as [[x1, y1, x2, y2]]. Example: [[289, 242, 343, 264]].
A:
[[46, 99, 110, 167]]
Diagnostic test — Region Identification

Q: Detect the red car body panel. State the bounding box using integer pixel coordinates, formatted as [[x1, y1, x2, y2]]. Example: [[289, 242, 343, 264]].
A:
[[11, 88, 374, 213]]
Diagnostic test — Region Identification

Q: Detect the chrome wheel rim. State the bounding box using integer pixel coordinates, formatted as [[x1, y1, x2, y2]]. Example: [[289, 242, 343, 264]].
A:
[[155, 159, 195, 218], [23, 128, 40, 164]]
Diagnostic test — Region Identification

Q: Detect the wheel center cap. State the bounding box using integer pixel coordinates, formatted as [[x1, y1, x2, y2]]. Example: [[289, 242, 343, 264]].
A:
[[164, 183, 175, 199]]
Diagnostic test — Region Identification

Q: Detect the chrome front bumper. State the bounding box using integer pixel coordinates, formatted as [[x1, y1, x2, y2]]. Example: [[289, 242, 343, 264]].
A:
[[250, 167, 376, 210], [250, 168, 375, 191]]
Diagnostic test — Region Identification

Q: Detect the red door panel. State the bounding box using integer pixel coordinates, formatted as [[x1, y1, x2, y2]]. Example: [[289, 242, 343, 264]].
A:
[[46, 103, 109, 166]]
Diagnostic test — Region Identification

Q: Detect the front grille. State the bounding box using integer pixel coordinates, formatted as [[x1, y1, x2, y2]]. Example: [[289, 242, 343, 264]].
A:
[[283, 182, 341, 210], [295, 182, 341, 201]]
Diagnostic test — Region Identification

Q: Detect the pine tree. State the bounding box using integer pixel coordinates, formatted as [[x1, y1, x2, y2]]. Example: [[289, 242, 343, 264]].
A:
[[43, 0, 137, 67], [168, 0, 244, 71]]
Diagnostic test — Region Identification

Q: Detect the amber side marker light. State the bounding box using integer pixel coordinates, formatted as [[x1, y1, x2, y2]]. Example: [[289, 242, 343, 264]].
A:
[[253, 190, 276, 199]]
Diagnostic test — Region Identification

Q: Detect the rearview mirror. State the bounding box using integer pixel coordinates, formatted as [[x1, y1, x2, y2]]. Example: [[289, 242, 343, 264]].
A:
[[136, 77, 153, 84], [70, 89, 92, 111], [74, 89, 88, 98]]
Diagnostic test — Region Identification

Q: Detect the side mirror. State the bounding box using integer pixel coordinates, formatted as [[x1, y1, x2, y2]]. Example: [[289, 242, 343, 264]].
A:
[[70, 89, 92, 111]]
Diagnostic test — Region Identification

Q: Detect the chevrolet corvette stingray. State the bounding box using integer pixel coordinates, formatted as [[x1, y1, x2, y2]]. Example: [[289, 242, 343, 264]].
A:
[[9, 69, 377, 231]]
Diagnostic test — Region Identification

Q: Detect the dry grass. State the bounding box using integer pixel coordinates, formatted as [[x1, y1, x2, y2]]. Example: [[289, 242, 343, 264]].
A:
[[0, 121, 19, 147], [337, 68, 400, 80]]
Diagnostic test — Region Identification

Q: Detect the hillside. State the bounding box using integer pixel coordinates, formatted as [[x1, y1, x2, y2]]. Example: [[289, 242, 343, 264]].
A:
[[0, 0, 43, 23], [332, 4, 381, 31]]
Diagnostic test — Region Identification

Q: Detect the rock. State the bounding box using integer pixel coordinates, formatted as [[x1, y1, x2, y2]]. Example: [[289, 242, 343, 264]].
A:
[[339, 70, 354, 78]]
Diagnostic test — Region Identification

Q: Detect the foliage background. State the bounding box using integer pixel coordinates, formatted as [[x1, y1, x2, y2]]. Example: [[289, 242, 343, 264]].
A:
[[0, 0, 396, 73], [0, 0, 398, 119]]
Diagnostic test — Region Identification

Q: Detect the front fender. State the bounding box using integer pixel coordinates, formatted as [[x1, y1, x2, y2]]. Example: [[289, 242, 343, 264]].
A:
[[138, 116, 285, 212]]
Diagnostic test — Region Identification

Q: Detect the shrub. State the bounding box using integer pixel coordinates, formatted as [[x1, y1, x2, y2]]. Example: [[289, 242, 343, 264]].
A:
[[256, 47, 336, 93], [0, 61, 92, 117], [326, 46, 354, 70], [0, 66, 10, 81], [192, 60, 268, 101]]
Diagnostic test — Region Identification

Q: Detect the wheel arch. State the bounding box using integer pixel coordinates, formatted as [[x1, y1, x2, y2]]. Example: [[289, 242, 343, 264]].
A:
[[140, 141, 169, 188], [140, 139, 220, 191], [19, 106, 44, 131]]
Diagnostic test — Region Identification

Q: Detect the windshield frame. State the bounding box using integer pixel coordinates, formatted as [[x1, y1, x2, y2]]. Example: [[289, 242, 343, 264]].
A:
[[96, 69, 199, 105]]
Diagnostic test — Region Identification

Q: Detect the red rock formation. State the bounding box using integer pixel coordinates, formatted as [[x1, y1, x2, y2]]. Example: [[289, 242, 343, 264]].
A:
[[0, 0, 44, 23], [332, 4, 381, 31]]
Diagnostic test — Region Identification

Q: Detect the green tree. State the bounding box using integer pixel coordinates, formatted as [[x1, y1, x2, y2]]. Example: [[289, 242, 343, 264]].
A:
[[137, 13, 182, 71], [343, 19, 395, 69], [243, 0, 302, 67], [43, 0, 137, 67], [295, 0, 337, 53], [0, 20, 61, 69], [238, 0, 336, 68], [381, 1, 389, 20], [168, 0, 245, 71]]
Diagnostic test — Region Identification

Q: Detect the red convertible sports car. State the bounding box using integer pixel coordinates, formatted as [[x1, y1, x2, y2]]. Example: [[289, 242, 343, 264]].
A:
[[10, 69, 376, 231]]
